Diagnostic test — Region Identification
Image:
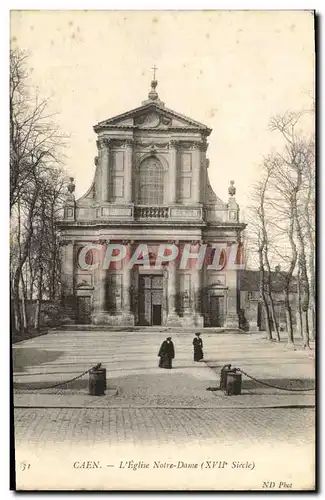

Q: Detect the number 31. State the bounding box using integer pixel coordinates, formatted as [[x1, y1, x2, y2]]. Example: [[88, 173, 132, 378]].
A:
[[20, 462, 31, 471]]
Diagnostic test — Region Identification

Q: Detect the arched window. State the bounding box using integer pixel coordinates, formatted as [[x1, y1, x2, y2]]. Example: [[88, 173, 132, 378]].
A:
[[137, 157, 164, 205]]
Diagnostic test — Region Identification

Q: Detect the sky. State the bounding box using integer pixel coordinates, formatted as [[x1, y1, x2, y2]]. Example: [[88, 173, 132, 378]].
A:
[[10, 10, 315, 212]]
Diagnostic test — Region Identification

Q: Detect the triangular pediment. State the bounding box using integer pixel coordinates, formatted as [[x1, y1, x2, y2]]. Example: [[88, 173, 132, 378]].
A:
[[94, 102, 211, 133]]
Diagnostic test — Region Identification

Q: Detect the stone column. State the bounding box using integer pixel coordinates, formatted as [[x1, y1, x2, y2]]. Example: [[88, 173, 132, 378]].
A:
[[124, 140, 133, 203], [113, 274, 123, 314], [94, 155, 101, 203], [200, 144, 208, 203], [98, 270, 107, 311], [169, 140, 178, 204], [60, 241, 74, 296], [60, 240, 75, 323], [100, 138, 110, 202], [120, 241, 135, 325], [166, 260, 181, 326], [191, 266, 204, 327], [92, 240, 108, 324], [191, 142, 201, 204], [225, 268, 239, 329]]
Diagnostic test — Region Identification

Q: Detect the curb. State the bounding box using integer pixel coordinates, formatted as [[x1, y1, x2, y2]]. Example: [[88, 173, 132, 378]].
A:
[[14, 404, 315, 410]]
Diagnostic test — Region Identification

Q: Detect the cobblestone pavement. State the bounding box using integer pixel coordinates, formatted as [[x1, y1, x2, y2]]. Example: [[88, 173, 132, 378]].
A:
[[13, 330, 315, 408], [14, 407, 315, 447], [13, 330, 315, 448]]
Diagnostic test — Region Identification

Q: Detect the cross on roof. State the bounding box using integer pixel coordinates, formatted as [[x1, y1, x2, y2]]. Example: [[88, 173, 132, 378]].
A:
[[151, 65, 158, 80]]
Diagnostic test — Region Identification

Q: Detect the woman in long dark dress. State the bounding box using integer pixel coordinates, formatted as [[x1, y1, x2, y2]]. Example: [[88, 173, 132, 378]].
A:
[[193, 332, 203, 362], [158, 337, 175, 369]]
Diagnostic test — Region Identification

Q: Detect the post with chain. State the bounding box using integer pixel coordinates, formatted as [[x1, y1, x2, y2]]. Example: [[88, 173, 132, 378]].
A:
[[88, 363, 107, 396]]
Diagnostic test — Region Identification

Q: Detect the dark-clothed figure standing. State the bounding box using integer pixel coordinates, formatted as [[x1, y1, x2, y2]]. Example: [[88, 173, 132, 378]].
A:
[[158, 337, 175, 369], [193, 332, 203, 362]]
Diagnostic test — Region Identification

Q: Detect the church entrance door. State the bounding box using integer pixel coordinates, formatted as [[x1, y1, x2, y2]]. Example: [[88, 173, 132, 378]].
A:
[[76, 296, 91, 324], [138, 275, 163, 326], [209, 295, 225, 327]]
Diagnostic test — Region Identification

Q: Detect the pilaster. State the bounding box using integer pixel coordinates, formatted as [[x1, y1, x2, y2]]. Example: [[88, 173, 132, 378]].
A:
[[168, 140, 178, 204], [92, 240, 108, 323], [121, 241, 135, 324], [60, 240, 76, 323], [225, 268, 239, 329], [98, 138, 110, 202], [166, 260, 181, 326], [124, 140, 133, 203]]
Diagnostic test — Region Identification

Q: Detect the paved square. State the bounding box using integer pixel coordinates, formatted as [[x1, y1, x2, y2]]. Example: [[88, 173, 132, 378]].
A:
[[13, 330, 315, 447]]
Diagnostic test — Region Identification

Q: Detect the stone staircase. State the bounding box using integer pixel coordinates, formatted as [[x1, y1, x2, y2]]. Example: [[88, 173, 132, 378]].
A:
[[52, 324, 245, 333]]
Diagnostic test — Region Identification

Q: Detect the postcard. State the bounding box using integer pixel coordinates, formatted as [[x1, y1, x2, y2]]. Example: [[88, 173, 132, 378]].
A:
[[11, 9, 316, 491]]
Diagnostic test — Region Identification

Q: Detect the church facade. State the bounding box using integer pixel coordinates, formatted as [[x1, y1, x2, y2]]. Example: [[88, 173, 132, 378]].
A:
[[58, 78, 246, 328]]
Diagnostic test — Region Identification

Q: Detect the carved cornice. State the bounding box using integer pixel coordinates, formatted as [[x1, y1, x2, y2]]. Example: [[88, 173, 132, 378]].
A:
[[107, 139, 124, 148], [135, 141, 169, 150], [175, 140, 208, 152], [201, 139, 208, 152], [90, 239, 109, 245], [191, 140, 208, 151], [124, 139, 134, 148], [97, 138, 137, 149], [169, 140, 179, 150], [95, 124, 211, 134], [97, 138, 112, 150]]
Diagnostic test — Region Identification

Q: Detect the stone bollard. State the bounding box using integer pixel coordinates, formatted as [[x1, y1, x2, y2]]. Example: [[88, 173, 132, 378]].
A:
[[225, 371, 242, 396], [89, 364, 106, 396]]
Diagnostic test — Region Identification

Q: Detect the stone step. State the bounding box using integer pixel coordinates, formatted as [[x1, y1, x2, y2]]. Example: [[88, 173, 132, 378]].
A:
[[53, 324, 244, 333]]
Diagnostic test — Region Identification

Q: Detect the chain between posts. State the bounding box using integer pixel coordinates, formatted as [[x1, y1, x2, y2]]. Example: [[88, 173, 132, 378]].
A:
[[14, 363, 102, 391]]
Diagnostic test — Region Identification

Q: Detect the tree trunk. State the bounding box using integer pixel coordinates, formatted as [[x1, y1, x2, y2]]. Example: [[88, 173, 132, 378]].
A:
[[12, 282, 21, 332], [296, 267, 304, 339], [305, 161, 315, 341], [301, 310, 310, 349], [20, 271, 28, 331], [284, 284, 294, 344], [285, 199, 298, 346], [12, 190, 38, 331], [258, 246, 272, 340], [34, 268, 43, 330], [34, 206, 45, 330], [269, 297, 280, 342], [309, 303, 316, 341], [264, 248, 280, 341], [13, 271, 22, 332]]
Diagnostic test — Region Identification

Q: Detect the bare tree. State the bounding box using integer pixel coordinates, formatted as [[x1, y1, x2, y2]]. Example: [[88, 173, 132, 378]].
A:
[[269, 112, 314, 348], [10, 47, 67, 333], [247, 175, 274, 341], [246, 108, 314, 347]]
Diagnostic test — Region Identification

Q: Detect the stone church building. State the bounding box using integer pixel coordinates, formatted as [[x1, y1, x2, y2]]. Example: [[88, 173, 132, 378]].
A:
[[58, 78, 246, 328]]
